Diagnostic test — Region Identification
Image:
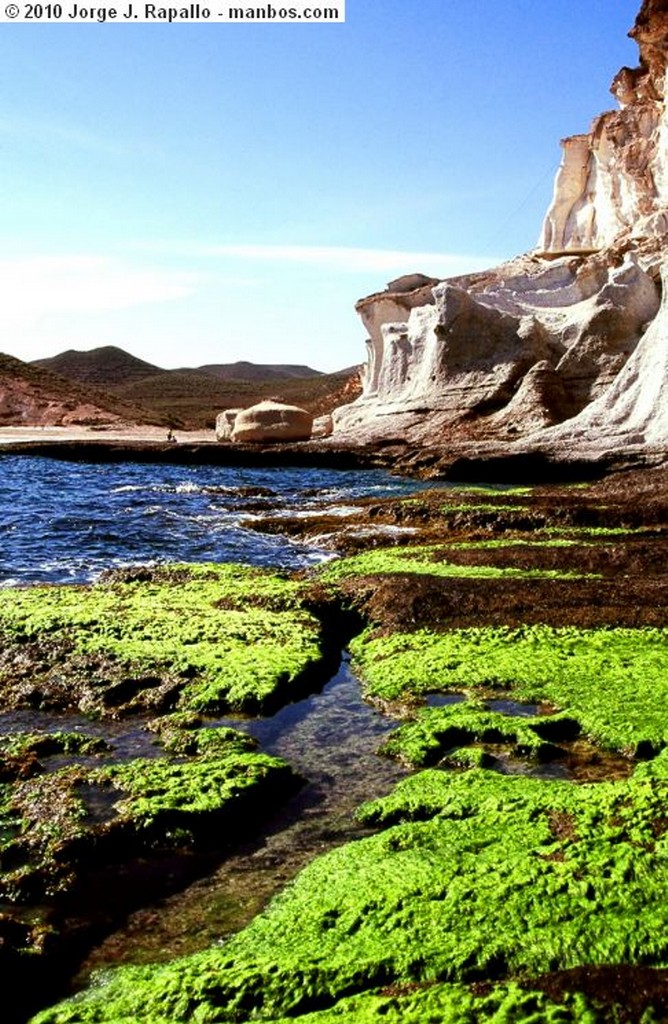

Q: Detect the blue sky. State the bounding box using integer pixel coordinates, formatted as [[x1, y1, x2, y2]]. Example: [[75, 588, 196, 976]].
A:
[[0, 0, 640, 372]]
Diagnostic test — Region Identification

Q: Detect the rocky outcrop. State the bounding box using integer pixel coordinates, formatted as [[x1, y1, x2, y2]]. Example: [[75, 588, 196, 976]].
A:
[[215, 408, 244, 441], [338, 278, 557, 424], [333, 0, 668, 460], [538, 261, 668, 450], [539, 0, 668, 256], [231, 401, 313, 444], [334, 252, 660, 442], [355, 275, 440, 396]]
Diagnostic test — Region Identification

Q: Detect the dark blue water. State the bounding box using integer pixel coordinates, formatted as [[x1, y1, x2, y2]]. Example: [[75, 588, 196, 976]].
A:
[[0, 456, 429, 586]]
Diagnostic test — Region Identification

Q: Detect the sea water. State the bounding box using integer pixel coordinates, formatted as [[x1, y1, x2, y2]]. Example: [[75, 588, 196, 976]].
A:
[[0, 455, 430, 586]]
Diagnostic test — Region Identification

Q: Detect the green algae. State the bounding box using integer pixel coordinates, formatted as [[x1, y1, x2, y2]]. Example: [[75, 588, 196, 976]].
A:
[[349, 625, 668, 756], [30, 765, 668, 1023], [151, 719, 258, 758], [100, 748, 290, 829], [29, 981, 605, 1023], [319, 546, 589, 582], [0, 563, 326, 714], [0, 726, 297, 903], [379, 701, 575, 767], [439, 502, 533, 514], [447, 538, 581, 549], [263, 983, 601, 1023], [448, 485, 536, 497]]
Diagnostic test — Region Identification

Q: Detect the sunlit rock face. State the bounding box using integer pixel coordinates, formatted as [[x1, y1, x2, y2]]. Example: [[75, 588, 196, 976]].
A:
[[540, 261, 668, 449], [537, 85, 667, 255], [334, 0, 668, 455], [215, 408, 244, 441], [355, 275, 439, 397], [333, 253, 660, 439], [231, 401, 313, 443]]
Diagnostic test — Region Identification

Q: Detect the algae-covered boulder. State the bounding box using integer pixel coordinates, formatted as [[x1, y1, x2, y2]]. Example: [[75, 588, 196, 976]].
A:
[[0, 719, 300, 1011], [29, 763, 668, 1023], [231, 400, 313, 443], [0, 726, 297, 902], [348, 624, 668, 756], [0, 563, 329, 716]]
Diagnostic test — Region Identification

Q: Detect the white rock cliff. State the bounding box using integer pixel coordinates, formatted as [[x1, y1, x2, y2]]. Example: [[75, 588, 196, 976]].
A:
[[334, 0, 668, 460]]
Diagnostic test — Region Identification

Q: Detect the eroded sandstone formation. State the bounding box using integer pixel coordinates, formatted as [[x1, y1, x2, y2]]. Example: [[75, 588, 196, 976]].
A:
[[334, 0, 668, 461], [215, 407, 244, 441], [231, 400, 313, 443]]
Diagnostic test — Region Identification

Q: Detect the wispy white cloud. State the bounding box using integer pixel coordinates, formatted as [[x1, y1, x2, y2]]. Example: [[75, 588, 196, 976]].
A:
[[131, 242, 499, 277], [0, 114, 152, 159], [0, 255, 197, 332]]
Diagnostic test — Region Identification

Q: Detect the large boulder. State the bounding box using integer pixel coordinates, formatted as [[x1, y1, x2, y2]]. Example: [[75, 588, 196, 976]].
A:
[[231, 401, 313, 444]]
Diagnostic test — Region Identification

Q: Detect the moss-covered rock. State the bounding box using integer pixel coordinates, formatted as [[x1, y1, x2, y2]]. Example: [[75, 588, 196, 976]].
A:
[[0, 563, 328, 715], [261, 982, 610, 1023], [30, 765, 668, 1023], [319, 545, 590, 582], [349, 624, 668, 756], [0, 723, 299, 916], [379, 701, 576, 767], [0, 731, 111, 782]]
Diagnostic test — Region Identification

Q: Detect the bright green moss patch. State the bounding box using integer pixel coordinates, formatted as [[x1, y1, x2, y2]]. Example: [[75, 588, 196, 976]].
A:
[[31, 767, 668, 1023], [380, 701, 576, 767], [265, 982, 600, 1023], [319, 545, 588, 582], [0, 563, 326, 715], [0, 725, 297, 904], [350, 625, 668, 756], [448, 538, 581, 549], [440, 502, 533, 514], [151, 719, 258, 758], [448, 485, 536, 497], [100, 747, 289, 829]]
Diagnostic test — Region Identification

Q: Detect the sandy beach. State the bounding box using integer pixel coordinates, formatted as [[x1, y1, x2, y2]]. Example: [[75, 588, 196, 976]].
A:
[[0, 425, 218, 446]]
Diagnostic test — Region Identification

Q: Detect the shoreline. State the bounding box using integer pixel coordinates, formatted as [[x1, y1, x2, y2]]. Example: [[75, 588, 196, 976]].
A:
[[2, 424, 666, 483]]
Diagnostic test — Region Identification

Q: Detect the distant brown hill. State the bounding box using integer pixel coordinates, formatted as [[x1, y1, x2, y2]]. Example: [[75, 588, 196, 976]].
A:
[[27, 346, 361, 429], [193, 361, 323, 381], [113, 368, 362, 429], [33, 348, 326, 388], [0, 352, 171, 428], [33, 346, 162, 387]]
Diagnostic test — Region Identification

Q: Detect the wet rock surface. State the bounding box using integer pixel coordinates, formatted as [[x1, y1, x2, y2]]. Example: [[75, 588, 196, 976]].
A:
[[0, 461, 663, 1023]]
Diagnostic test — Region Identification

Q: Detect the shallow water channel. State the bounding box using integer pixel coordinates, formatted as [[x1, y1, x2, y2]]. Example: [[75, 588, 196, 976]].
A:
[[73, 657, 406, 981]]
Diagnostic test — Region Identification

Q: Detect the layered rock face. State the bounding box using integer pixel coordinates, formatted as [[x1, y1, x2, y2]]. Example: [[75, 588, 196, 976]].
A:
[[334, 0, 668, 458], [539, 5, 668, 255], [542, 262, 668, 450]]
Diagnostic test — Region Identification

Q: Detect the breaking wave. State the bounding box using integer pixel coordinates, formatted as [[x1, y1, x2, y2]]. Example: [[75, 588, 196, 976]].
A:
[[0, 457, 429, 585]]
